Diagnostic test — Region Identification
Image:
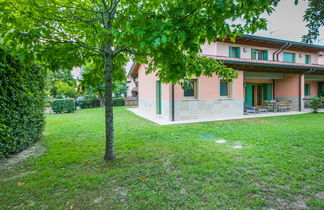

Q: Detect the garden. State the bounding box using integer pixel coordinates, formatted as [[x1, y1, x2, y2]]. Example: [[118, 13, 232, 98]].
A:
[[0, 107, 323, 209]]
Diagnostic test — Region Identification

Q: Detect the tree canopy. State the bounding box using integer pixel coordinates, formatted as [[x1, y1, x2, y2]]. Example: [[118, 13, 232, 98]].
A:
[[300, 0, 324, 44], [0, 0, 283, 160]]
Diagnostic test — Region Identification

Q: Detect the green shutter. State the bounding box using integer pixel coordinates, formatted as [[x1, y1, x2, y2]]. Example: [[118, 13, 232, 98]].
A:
[[263, 83, 272, 102], [245, 83, 253, 106], [305, 55, 310, 64], [236, 47, 241, 58], [304, 84, 310, 96], [283, 52, 295, 63], [156, 81, 162, 114], [319, 82, 324, 97], [229, 46, 233, 57], [263, 50, 268, 60], [251, 48, 255, 59]]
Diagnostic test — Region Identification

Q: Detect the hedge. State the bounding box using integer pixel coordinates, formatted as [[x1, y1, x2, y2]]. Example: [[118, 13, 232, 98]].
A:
[[113, 98, 125, 106], [52, 98, 75, 113], [76, 100, 100, 109], [0, 48, 46, 159]]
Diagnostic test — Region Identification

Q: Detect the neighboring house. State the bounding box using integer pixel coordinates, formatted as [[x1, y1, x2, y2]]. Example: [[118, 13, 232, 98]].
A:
[[127, 63, 139, 98], [129, 35, 324, 122], [126, 62, 139, 106]]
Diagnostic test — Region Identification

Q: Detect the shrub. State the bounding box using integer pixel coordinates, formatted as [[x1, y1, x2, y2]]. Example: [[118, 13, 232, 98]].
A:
[[309, 97, 322, 113], [77, 100, 100, 109], [0, 48, 46, 159], [52, 99, 75, 113], [113, 98, 125, 106]]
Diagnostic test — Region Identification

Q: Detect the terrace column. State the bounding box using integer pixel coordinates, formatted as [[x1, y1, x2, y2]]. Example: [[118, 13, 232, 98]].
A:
[[274, 74, 304, 111]]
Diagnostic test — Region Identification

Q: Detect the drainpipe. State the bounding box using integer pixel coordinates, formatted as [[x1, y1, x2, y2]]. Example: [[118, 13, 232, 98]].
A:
[[299, 74, 302, 112], [171, 84, 175, 121], [273, 43, 289, 61]]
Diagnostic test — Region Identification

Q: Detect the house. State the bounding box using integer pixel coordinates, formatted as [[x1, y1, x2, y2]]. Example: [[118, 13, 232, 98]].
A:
[[125, 63, 139, 106], [128, 35, 324, 122]]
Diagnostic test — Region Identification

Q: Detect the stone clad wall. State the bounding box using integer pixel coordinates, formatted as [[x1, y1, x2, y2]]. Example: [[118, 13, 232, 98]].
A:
[[174, 99, 243, 121]]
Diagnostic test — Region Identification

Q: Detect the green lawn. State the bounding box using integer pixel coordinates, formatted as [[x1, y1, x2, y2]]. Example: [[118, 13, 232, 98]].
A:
[[1, 108, 323, 209]]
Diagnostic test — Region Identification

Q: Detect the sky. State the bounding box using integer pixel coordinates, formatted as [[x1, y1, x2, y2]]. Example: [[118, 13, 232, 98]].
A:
[[253, 0, 324, 45]]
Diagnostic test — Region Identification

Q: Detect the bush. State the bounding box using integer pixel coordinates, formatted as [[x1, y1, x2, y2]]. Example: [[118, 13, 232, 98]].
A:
[[76, 95, 101, 109], [309, 97, 322, 113], [0, 48, 46, 159], [52, 99, 75, 113], [113, 98, 125, 106]]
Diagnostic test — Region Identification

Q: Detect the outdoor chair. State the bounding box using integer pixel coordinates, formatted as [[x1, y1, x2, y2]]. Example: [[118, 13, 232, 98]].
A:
[[265, 101, 276, 112], [278, 101, 288, 112], [256, 105, 267, 113], [285, 100, 293, 111], [244, 103, 258, 114]]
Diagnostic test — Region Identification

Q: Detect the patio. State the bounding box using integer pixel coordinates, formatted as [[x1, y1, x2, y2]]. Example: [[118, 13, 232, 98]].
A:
[[127, 107, 322, 126]]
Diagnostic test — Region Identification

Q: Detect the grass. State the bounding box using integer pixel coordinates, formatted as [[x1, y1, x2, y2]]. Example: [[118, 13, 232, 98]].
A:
[[0, 107, 323, 209]]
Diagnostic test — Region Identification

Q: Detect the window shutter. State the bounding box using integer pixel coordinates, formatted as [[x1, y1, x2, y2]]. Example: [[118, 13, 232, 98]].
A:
[[229, 46, 233, 57], [263, 50, 268, 60], [305, 55, 310, 64], [236, 47, 241, 58], [263, 83, 273, 102], [251, 48, 255, 59], [304, 84, 310, 96]]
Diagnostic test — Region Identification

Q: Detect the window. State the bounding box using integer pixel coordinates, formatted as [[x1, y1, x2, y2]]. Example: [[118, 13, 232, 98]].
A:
[[305, 55, 311, 64], [283, 52, 295, 63], [183, 80, 197, 98], [304, 84, 310, 96], [229, 46, 240, 58], [251, 48, 268, 60], [220, 80, 230, 97]]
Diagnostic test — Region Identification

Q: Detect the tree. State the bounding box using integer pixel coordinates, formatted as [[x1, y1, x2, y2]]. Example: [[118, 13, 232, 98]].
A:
[[0, 0, 280, 160], [299, 0, 324, 43], [55, 80, 77, 98], [78, 65, 105, 107], [79, 64, 127, 107], [46, 70, 76, 98]]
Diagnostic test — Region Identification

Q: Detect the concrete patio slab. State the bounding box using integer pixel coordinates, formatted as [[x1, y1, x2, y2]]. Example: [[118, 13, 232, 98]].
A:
[[128, 108, 323, 126]]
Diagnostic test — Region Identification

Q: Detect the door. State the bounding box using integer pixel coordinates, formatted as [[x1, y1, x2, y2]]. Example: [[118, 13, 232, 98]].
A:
[[319, 82, 324, 97], [156, 81, 162, 114], [245, 83, 253, 106]]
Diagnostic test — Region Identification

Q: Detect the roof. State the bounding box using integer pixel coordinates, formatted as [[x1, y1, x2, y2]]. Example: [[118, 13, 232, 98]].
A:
[[127, 63, 140, 78], [205, 55, 324, 70], [203, 55, 324, 75], [219, 35, 324, 53]]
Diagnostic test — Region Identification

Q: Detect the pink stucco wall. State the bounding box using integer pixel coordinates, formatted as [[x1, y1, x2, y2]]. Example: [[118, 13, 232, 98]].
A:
[[233, 71, 244, 99], [138, 64, 171, 100], [275, 74, 304, 97], [304, 80, 319, 96], [138, 64, 156, 99], [318, 55, 324, 65], [173, 71, 244, 100], [203, 42, 320, 65]]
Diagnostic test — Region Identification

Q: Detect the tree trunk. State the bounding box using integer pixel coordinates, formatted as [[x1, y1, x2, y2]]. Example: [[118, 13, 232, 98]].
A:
[[103, 51, 115, 160]]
